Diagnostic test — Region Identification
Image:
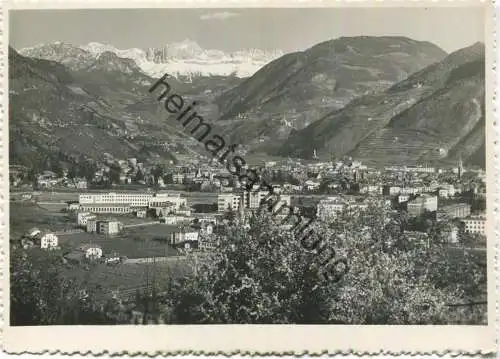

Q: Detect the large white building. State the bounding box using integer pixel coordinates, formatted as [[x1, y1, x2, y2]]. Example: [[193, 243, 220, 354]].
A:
[[317, 197, 369, 219], [149, 193, 187, 210], [78, 244, 103, 260], [77, 212, 96, 226], [87, 218, 97, 233], [79, 192, 185, 208], [170, 230, 199, 248], [97, 220, 122, 235], [462, 216, 486, 235], [317, 199, 345, 218], [385, 165, 435, 173], [40, 233, 58, 250], [269, 194, 292, 211], [160, 215, 186, 225], [407, 195, 438, 217], [78, 192, 187, 213], [79, 192, 154, 207], [79, 204, 132, 214], [438, 184, 456, 198], [245, 191, 270, 209], [218, 191, 291, 212], [218, 193, 242, 212], [359, 185, 383, 195], [244, 191, 291, 210]]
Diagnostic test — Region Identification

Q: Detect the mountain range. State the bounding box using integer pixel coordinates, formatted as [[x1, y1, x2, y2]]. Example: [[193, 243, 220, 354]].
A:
[[10, 36, 486, 169], [9, 46, 243, 170], [20, 40, 284, 78], [213, 36, 448, 151], [277, 42, 485, 167]]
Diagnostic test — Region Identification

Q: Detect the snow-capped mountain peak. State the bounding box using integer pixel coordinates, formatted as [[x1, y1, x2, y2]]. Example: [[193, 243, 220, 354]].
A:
[[82, 42, 148, 63], [81, 42, 118, 55], [20, 40, 283, 78], [141, 40, 284, 77]]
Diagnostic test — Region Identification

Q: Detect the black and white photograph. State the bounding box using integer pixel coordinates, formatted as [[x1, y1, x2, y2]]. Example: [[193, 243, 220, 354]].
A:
[[5, 3, 493, 348]]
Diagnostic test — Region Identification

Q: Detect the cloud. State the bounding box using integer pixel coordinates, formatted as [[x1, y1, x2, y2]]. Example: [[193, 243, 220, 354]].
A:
[[200, 11, 239, 21]]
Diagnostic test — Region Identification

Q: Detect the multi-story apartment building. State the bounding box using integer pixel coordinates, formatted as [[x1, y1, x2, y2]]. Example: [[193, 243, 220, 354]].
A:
[[78, 244, 103, 260], [79, 192, 186, 211], [438, 184, 456, 198], [385, 186, 401, 196], [170, 230, 199, 249], [75, 179, 88, 189], [262, 193, 292, 214], [218, 193, 242, 212], [160, 215, 186, 225], [400, 187, 420, 195], [359, 185, 383, 195], [407, 166, 435, 174], [218, 191, 291, 213], [407, 195, 438, 217], [172, 173, 184, 184], [462, 216, 486, 235], [87, 218, 97, 233], [194, 215, 217, 225], [244, 190, 270, 209], [385, 166, 435, 174], [86, 219, 122, 234], [149, 193, 187, 210], [438, 203, 471, 220], [79, 203, 133, 214], [40, 233, 58, 250], [79, 192, 154, 206], [77, 212, 96, 226], [398, 194, 410, 203], [97, 220, 122, 235], [317, 199, 345, 218], [317, 198, 369, 219]]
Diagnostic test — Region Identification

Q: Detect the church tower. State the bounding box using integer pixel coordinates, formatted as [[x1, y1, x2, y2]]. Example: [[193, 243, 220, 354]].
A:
[[238, 195, 245, 223], [458, 156, 464, 180]]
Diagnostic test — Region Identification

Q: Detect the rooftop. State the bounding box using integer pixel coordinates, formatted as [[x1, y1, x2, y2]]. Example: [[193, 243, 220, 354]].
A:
[[80, 203, 132, 207], [77, 244, 102, 251]]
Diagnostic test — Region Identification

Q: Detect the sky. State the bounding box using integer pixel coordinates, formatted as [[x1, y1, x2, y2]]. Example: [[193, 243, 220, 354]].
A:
[[9, 7, 485, 54]]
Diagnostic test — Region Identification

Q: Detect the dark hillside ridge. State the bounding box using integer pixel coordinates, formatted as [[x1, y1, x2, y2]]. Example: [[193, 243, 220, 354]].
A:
[[277, 42, 485, 167], [212, 36, 448, 151]]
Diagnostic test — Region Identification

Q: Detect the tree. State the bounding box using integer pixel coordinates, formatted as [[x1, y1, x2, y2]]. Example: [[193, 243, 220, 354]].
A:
[[164, 212, 337, 324], [289, 176, 301, 186], [151, 165, 165, 183], [10, 249, 115, 325], [51, 159, 64, 178], [135, 169, 145, 183], [164, 173, 174, 184], [108, 164, 121, 185], [162, 205, 480, 324], [76, 160, 97, 181], [67, 166, 77, 180], [222, 208, 236, 224]]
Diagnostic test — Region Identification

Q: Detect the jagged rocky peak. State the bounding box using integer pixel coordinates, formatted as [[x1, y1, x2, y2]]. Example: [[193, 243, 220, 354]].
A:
[[19, 40, 283, 78]]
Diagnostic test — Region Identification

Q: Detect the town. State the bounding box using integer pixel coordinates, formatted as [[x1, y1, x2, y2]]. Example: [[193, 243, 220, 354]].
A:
[[10, 153, 486, 287]]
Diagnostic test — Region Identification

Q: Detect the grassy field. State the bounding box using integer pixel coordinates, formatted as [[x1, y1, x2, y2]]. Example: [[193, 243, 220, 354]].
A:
[[58, 224, 180, 259], [19, 223, 188, 297], [11, 202, 182, 259], [10, 202, 76, 238], [121, 223, 178, 239], [10, 198, 194, 298], [22, 250, 192, 296], [34, 191, 80, 203], [61, 259, 190, 294]]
